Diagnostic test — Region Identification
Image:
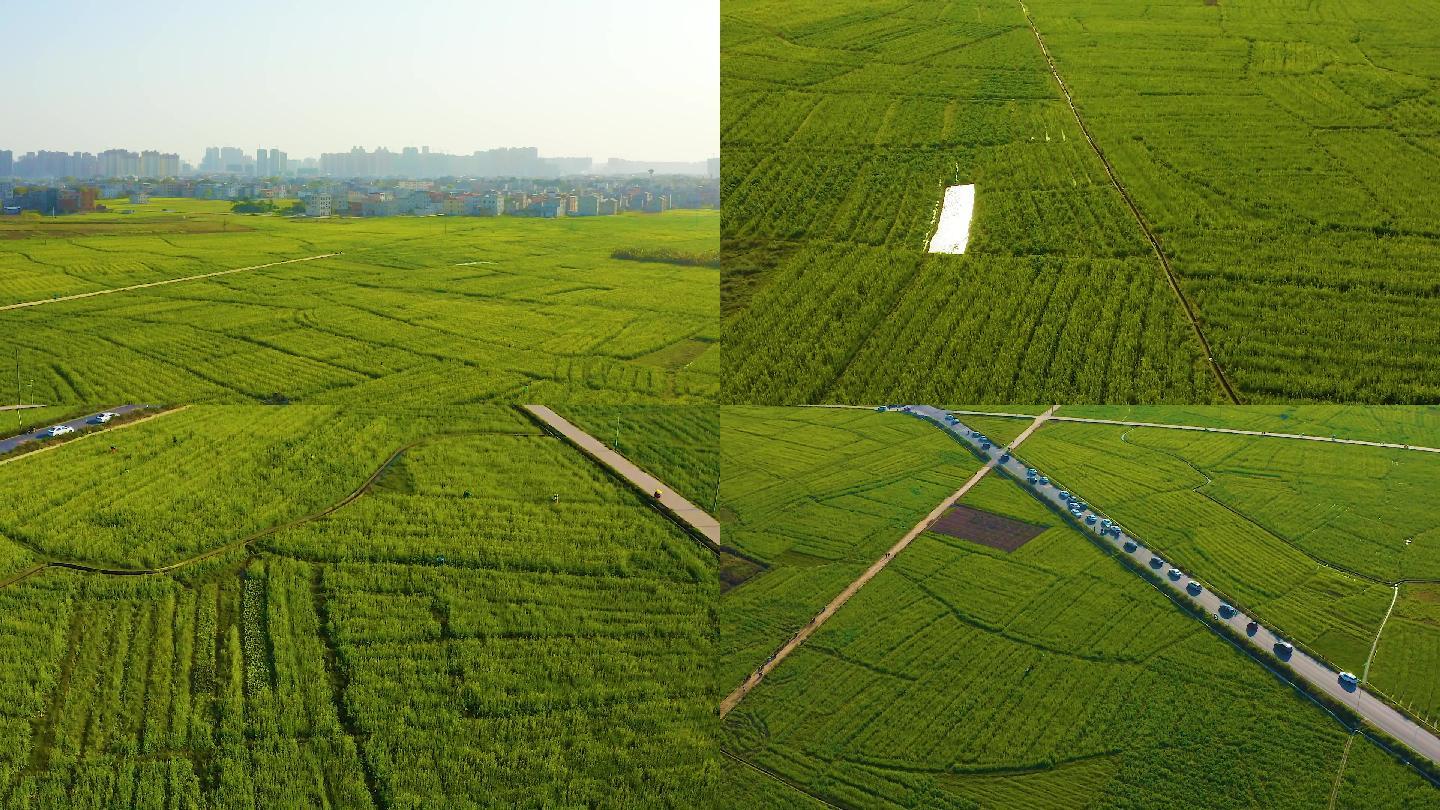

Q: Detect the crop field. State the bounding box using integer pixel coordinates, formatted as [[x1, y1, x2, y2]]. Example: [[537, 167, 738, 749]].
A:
[[1018, 418, 1440, 723], [718, 406, 979, 689], [0, 406, 717, 807], [555, 405, 719, 508], [1369, 584, 1440, 724], [722, 0, 1440, 404], [0, 204, 718, 405], [718, 433, 1424, 808]]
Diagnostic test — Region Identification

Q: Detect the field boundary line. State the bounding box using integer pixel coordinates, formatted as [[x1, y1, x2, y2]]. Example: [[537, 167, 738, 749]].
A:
[[1328, 732, 1356, 810], [718, 406, 1057, 718], [0, 405, 187, 468], [0, 253, 340, 312], [0, 429, 540, 588], [1016, 1, 1239, 404], [521, 404, 721, 548], [720, 749, 850, 810], [1364, 586, 1401, 682]]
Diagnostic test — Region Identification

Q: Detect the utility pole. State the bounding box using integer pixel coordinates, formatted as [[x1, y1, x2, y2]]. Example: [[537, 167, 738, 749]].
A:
[[14, 349, 21, 430]]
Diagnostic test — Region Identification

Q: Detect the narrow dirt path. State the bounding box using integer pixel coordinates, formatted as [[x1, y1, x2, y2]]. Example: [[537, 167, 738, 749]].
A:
[[718, 406, 1057, 718], [1364, 586, 1401, 682], [1016, 1, 1239, 404], [0, 253, 340, 312]]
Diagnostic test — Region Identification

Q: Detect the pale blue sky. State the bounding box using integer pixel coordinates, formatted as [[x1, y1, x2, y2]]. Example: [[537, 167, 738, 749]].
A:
[[4, 0, 718, 163]]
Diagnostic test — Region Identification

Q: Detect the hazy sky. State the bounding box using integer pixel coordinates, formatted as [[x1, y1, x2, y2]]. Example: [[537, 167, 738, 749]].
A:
[[4, 0, 718, 164]]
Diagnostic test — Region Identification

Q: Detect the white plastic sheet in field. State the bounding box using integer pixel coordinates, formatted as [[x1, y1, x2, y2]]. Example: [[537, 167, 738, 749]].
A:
[[927, 184, 975, 254]]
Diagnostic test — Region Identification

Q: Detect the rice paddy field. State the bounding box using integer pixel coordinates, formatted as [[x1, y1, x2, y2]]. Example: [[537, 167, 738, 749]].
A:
[[718, 407, 980, 690], [721, 0, 1440, 405], [0, 405, 718, 807], [0, 201, 718, 406], [1018, 416, 1440, 724], [718, 406, 1440, 808]]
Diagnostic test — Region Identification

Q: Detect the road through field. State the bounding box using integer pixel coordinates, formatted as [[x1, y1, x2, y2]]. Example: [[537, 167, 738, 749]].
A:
[[523, 405, 720, 546], [0, 404, 157, 458], [0, 253, 340, 312], [918, 407, 1440, 771], [718, 405, 1057, 718]]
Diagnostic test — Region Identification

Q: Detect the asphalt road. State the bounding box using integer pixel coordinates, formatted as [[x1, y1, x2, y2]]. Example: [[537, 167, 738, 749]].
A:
[[0, 405, 151, 456], [910, 405, 1440, 769], [523, 405, 720, 545], [719, 405, 1057, 718]]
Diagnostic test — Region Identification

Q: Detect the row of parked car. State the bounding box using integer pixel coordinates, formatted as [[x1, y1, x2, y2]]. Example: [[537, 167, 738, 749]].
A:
[[916, 408, 1367, 694]]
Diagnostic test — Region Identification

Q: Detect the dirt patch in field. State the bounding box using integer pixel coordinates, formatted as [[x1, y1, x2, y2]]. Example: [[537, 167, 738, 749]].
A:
[[720, 551, 765, 592], [929, 505, 1047, 552]]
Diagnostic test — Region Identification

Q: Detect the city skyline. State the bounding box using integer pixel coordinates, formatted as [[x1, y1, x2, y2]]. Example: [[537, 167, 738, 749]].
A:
[[2, 0, 718, 162]]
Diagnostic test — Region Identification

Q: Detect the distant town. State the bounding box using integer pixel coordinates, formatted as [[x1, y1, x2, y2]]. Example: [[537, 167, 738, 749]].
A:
[[0, 144, 719, 218]]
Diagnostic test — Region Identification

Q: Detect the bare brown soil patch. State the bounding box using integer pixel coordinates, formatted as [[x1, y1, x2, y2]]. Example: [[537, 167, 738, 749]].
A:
[[929, 505, 1047, 552]]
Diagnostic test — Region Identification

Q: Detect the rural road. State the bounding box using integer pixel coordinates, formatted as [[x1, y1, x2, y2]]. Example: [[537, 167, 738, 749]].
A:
[[718, 405, 1058, 718], [912, 406, 1440, 770], [0, 404, 151, 456], [0, 253, 339, 312], [522, 405, 720, 546]]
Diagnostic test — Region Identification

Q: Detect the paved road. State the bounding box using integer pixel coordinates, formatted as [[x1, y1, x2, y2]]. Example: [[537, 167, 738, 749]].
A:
[[913, 406, 1440, 769], [0, 404, 151, 456], [523, 405, 720, 546], [719, 405, 1057, 718], [0, 253, 339, 312]]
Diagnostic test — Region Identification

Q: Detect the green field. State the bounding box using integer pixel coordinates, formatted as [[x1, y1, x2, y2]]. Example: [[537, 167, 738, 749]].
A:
[[0, 406, 718, 807], [721, 0, 1440, 404], [0, 202, 718, 405], [718, 407, 1439, 807], [719, 407, 980, 690], [555, 405, 720, 508]]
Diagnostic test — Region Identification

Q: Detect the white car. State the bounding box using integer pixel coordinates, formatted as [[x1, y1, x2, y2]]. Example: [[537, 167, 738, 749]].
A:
[[93, 412, 119, 424], [45, 424, 76, 437]]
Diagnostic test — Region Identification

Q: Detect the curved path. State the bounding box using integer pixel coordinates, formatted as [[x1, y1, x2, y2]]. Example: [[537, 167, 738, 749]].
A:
[[916, 406, 1440, 771], [719, 406, 1057, 718], [524, 405, 720, 547], [0, 253, 340, 312]]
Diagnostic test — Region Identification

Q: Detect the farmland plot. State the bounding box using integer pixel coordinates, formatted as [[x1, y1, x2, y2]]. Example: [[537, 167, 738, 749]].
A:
[[555, 405, 720, 508], [720, 443, 1418, 808], [1016, 421, 1439, 676], [0, 405, 535, 572], [721, 0, 1221, 403], [0, 210, 719, 405], [1025, 0, 1440, 402], [1056, 404, 1440, 449], [0, 411, 717, 807], [725, 0, 1440, 404], [718, 407, 980, 690]]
